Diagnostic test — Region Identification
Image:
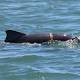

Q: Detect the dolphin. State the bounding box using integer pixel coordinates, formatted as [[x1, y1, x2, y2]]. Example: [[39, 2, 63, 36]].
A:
[[5, 30, 77, 43]]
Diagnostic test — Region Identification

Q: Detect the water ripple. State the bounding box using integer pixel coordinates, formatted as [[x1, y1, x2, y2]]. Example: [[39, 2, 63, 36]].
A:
[[0, 0, 80, 80]]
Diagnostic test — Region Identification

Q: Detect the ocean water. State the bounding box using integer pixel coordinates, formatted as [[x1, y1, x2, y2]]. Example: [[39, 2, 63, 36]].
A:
[[0, 0, 80, 80]]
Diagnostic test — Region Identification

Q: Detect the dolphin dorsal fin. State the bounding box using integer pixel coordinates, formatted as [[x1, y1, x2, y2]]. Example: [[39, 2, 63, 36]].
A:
[[5, 30, 26, 43]]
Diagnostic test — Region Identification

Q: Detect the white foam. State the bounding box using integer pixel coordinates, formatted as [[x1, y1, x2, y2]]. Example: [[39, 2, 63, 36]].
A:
[[77, 36, 80, 40]]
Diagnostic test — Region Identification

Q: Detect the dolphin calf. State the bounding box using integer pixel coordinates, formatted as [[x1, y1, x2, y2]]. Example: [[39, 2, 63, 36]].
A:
[[5, 30, 78, 43]]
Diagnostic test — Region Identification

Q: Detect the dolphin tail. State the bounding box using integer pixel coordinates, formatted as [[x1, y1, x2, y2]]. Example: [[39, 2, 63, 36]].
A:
[[5, 30, 26, 43]]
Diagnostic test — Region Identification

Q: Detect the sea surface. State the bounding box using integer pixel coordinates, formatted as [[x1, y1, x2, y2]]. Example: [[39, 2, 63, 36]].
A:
[[0, 0, 80, 80]]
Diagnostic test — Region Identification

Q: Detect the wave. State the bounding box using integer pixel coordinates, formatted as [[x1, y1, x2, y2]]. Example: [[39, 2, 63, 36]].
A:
[[24, 66, 80, 80]]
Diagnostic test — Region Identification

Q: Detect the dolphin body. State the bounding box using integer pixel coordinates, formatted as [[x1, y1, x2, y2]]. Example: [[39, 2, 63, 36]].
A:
[[5, 30, 74, 43]]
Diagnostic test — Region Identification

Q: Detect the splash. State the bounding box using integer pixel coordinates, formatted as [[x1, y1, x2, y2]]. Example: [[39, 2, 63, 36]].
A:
[[44, 39, 80, 48]]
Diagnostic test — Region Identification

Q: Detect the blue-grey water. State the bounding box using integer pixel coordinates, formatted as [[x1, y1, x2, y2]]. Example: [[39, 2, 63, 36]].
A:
[[0, 0, 80, 80]]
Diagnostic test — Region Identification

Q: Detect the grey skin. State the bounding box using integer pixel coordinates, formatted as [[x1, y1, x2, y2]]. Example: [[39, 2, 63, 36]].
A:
[[5, 30, 76, 43]]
